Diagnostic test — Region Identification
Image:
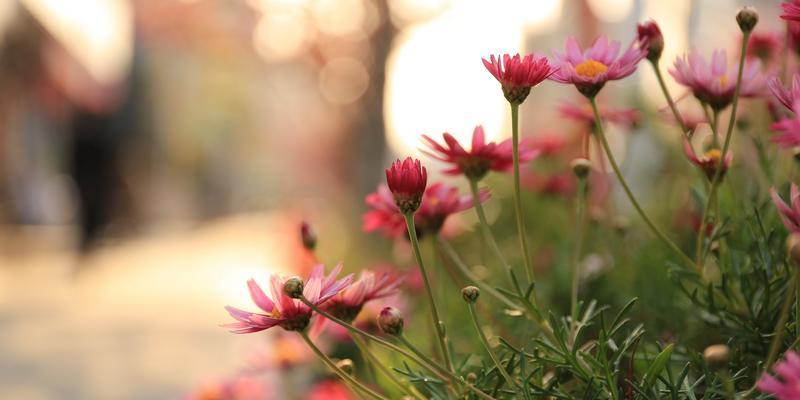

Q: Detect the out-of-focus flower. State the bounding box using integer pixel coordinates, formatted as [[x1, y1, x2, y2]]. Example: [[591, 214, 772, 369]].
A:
[[670, 49, 764, 111], [745, 31, 781, 62], [769, 74, 800, 111], [682, 138, 732, 181], [771, 105, 800, 148], [558, 102, 640, 128], [308, 379, 355, 400], [300, 221, 317, 251], [550, 36, 647, 98], [482, 53, 553, 104], [522, 171, 575, 197], [363, 183, 486, 238], [636, 20, 664, 62], [528, 132, 572, 157], [789, 21, 800, 55], [386, 157, 427, 214], [222, 264, 352, 333], [771, 183, 800, 233], [185, 376, 269, 400], [758, 351, 800, 399], [782, 1, 800, 21], [422, 125, 539, 180]]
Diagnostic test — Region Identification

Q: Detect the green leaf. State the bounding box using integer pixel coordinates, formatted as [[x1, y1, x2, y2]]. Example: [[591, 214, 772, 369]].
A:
[[641, 343, 674, 390]]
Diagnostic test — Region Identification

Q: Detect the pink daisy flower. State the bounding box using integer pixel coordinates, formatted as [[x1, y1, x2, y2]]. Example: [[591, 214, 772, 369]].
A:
[[772, 116, 800, 148], [770, 183, 800, 233], [758, 351, 800, 399], [222, 264, 352, 333], [669, 49, 764, 111], [769, 73, 800, 112], [558, 102, 640, 128], [549, 35, 647, 98], [482, 53, 554, 104], [421, 125, 539, 180], [682, 138, 732, 181], [782, 1, 800, 21], [363, 182, 487, 238]]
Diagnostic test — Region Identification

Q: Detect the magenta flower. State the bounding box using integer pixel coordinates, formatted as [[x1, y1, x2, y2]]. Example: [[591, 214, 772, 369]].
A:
[[636, 20, 664, 61], [769, 73, 800, 111], [782, 1, 800, 21], [758, 351, 800, 399], [745, 31, 782, 62], [222, 264, 352, 333], [772, 115, 800, 148], [364, 182, 487, 238], [386, 157, 427, 214], [422, 125, 539, 180], [549, 35, 647, 98], [559, 102, 640, 128], [482, 53, 553, 104], [682, 139, 732, 181], [770, 183, 800, 233], [669, 49, 764, 111]]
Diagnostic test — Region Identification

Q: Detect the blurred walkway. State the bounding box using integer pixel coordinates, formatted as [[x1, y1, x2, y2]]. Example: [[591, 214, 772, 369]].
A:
[[0, 213, 294, 399]]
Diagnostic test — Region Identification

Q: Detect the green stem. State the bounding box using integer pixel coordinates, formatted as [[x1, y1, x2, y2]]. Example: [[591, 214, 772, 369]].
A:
[[720, 371, 736, 400], [589, 97, 695, 268], [468, 303, 522, 398], [403, 213, 454, 373], [765, 273, 797, 369], [694, 110, 722, 268], [695, 31, 751, 269], [510, 102, 535, 283], [397, 334, 498, 400], [651, 60, 688, 137], [469, 179, 511, 269], [300, 331, 387, 400], [352, 335, 425, 400], [437, 235, 523, 311], [571, 178, 588, 328]]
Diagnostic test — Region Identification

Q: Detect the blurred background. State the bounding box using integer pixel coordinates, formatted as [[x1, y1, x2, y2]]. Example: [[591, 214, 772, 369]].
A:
[[0, 0, 781, 398]]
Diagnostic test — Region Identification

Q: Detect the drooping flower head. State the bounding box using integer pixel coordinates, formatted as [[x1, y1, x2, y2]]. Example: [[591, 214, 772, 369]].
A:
[[222, 264, 352, 333], [559, 102, 640, 129], [550, 35, 647, 98], [421, 125, 539, 180], [385, 157, 427, 214], [782, 1, 800, 21], [682, 138, 732, 181], [636, 20, 664, 62], [771, 183, 800, 233], [670, 49, 764, 111], [758, 351, 800, 399], [769, 73, 800, 112], [482, 53, 553, 104], [745, 31, 782, 63], [363, 182, 487, 238]]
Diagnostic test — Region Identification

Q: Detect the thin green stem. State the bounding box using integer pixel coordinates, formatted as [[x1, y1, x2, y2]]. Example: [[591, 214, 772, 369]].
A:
[[711, 110, 720, 147], [403, 213, 454, 373], [589, 97, 695, 268], [765, 273, 797, 370], [469, 179, 511, 269], [300, 331, 387, 400], [651, 60, 688, 137], [510, 102, 534, 283], [571, 178, 588, 328], [468, 303, 522, 399], [720, 371, 736, 400], [437, 235, 523, 311], [397, 334, 498, 400], [696, 31, 751, 269], [352, 335, 425, 400]]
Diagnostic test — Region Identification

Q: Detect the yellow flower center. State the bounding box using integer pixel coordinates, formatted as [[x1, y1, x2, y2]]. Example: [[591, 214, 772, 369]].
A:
[[575, 59, 608, 77], [704, 149, 722, 162], [717, 75, 728, 87]]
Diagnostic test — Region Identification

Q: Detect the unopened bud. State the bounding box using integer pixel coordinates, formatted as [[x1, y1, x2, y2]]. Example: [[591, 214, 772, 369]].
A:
[[570, 158, 592, 179], [636, 20, 664, 62], [736, 6, 758, 33], [703, 344, 730, 370], [300, 221, 317, 251], [462, 286, 480, 303], [283, 276, 304, 299], [787, 233, 800, 265], [377, 307, 404, 336], [335, 358, 354, 374], [466, 372, 478, 383]]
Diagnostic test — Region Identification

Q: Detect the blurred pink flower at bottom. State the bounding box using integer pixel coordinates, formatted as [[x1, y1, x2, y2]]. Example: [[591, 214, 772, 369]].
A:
[[308, 379, 355, 400], [758, 351, 800, 399]]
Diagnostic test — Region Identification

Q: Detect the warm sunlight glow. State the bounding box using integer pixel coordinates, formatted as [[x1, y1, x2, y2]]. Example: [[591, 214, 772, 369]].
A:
[[587, 0, 634, 23]]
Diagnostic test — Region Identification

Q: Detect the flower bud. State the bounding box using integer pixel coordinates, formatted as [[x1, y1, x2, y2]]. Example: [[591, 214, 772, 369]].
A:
[[283, 276, 305, 299], [466, 372, 478, 383], [637, 20, 664, 62], [335, 358, 354, 375], [377, 307, 404, 336], [787, 233, 800, 265], [736, 6, 758, 33], [703, 344, 730, 370], [386, 158, 427, 214], [462, 286, 480, 303], [300, 221, 317, 251], [570, 158, 592, 179]]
